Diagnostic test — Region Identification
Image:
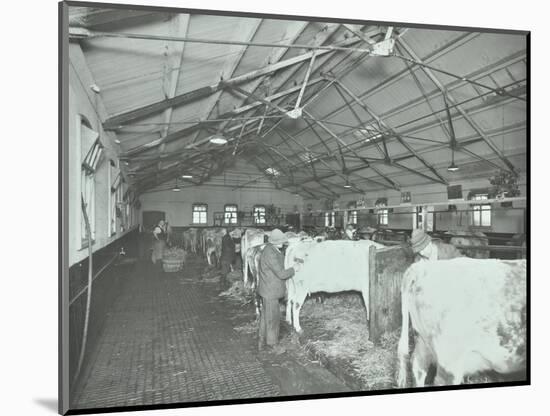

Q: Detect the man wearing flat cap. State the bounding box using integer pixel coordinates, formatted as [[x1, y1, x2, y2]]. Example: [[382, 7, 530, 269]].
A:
[[257, 228, 301, 353], [342, 223, 356, 240], [410, 228, 463, 262]]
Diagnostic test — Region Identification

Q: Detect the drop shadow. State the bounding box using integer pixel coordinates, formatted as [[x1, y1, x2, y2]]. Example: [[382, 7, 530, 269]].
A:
[[34, 398, 58, 413]]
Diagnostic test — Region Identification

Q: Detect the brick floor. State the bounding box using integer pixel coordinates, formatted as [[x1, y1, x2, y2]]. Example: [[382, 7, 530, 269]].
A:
[[72, 259, 281, 410]]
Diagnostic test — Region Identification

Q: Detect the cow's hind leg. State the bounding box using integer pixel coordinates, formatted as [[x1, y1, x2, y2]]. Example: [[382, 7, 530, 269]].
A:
[[411, 338, 433, 387], [360, 287, 370, 321], [292, 290, 307, 333]]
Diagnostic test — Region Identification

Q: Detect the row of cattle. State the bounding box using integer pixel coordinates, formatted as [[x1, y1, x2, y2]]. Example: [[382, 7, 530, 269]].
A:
[[241, 229, 526, 387], [180, 226, 493, 268]]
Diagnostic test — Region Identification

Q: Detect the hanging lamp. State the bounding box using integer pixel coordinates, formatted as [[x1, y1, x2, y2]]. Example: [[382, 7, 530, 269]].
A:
[[444, 93, 459, 172], [172, 177, 181, 192]]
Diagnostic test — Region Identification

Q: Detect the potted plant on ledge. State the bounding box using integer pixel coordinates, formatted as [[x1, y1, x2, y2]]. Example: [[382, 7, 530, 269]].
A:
[[488, 169, 520, 207]]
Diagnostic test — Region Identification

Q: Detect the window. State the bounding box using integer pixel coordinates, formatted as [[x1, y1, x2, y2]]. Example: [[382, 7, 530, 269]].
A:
[[224, 204, 238, 224], [79, 116, 101, 246], [193, 204, 208, 224], [415, 206, 423, 229], [110, 162, 120, 235], [253, 205, 266, 225], [472, 194, 491, 227], [348, 210, 358, 225], [324, 211, 335, 227], [81, 169, 95, 244], [377, 208, 388, 226]]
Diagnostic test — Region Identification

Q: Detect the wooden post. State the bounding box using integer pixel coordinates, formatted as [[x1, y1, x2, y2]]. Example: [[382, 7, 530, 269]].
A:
[[368, 245, 414, 344]]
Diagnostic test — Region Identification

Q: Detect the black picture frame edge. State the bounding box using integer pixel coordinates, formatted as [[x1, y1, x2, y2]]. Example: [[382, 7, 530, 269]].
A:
[[59, 1, 70, 415], [58, 2, 531, 415], [60, 0, 531, 36]]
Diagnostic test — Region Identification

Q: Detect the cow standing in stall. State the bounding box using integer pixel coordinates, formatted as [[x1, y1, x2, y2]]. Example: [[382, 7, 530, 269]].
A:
[[247, 231, 312, 317], [397, 258, 527, 387], [446, 230, 490, 259], [204, 228, 225, 267], [284, 239, 384, 333], [182, 228, 199, 254]]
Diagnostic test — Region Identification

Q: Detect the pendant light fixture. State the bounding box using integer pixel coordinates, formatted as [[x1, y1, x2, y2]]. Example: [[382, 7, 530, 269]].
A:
[[343, 176, 352, 188], [172, 177, 181, 192], [209, 128, 228, 145], [447, 153, 459, 172], [444, 93, 459, 172]]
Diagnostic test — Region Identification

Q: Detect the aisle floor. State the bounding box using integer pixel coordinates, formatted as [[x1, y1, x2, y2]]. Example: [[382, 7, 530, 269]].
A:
[[72, 256, 349, 410]]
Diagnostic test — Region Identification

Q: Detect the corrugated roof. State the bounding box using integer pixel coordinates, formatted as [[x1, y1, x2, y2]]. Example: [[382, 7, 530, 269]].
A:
[[68, 5, 527, 198]]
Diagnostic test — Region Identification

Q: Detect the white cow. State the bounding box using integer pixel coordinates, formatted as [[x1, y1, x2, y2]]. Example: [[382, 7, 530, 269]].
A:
[[285, 240, 383, 332], [241, 229, 270, 284], [204, 228, 226, 266], [397, 258, 527, 387]]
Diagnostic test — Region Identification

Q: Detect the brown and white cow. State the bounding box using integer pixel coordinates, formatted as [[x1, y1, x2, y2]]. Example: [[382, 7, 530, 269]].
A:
[[182, 228, 199, 253], [397, 258, 527, 387], [285, 239, 384, 332], [204, 228, 226, 266], [246, 243, 267, 316], [447, 230, 490, 259]]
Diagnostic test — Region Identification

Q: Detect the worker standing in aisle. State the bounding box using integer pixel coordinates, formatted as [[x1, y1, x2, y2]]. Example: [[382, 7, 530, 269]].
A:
[[257, 229, 301, 354], [151, 220, 167, 270], [220, 228, 235, 289]]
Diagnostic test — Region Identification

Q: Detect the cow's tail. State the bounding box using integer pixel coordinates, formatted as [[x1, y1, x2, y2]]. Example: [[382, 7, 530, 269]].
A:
[[243, 250, 249, 285], [397, 271, 411, 388]]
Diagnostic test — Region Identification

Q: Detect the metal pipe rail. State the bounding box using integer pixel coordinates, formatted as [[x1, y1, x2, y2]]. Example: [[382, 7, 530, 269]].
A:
[[451, 244, 526, 252], [69, 253, 119, 307]]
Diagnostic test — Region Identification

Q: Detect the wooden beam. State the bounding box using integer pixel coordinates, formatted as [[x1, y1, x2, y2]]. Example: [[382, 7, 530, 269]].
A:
[[287, 32, 481, 140], [294, 51, 317, 109], [69, 8, 155, 28], [121, 78, 324, 157], [157, 14, 190, 169], [102, 34, 362, 129], [224, 83, 289, 116], [189, 18, 263, 144]]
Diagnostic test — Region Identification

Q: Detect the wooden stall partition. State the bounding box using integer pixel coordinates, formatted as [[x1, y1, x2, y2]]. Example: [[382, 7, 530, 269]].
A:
[[368, 245, 414, 344]]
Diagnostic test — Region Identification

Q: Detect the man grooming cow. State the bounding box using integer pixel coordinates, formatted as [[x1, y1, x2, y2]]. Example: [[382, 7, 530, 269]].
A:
[[257, 229, 301, 354], [410, 228, 463, 261]]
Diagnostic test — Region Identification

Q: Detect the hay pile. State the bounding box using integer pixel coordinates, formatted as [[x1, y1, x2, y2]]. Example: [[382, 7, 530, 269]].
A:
[[301, 293, 398, 389], [218, 281, 254, 306], [233, 319, 258, 334], [227, 270, 243, 282], [200, 267, 221, 282]]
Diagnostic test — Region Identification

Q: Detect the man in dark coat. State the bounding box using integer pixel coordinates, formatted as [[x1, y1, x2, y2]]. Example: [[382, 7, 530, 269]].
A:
[[220, 228, 235, 288], [410, 228, 463, 262], [257, 229, 300, 353]]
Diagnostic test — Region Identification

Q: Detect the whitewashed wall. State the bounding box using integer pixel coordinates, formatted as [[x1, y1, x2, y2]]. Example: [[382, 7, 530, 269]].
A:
[[139, 163, 303, 226], [68, 44, 138, 266]]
